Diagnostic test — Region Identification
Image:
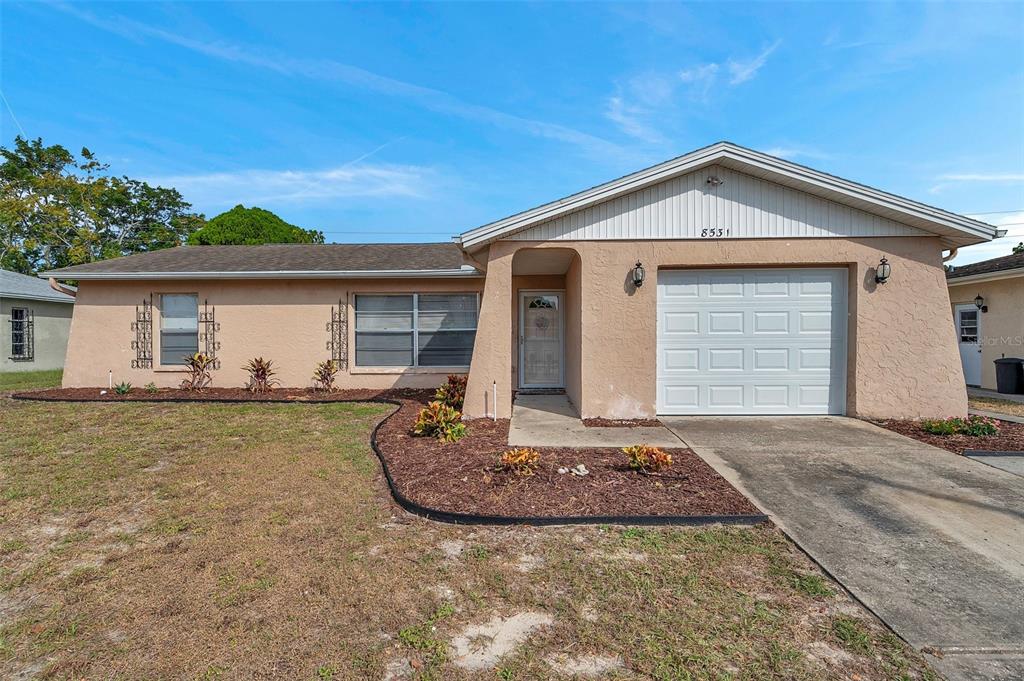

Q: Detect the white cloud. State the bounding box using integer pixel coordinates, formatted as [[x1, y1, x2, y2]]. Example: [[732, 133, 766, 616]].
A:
[[150, 163, 433, 211], [948, 211, 1024, 266], [677, 63, 720, 101], [727, 40, 782, 85], [604, 96, 663, 143], [929, 172, 1024, 194], [52, 2, 621, 158], [761, 146, 832, 161]]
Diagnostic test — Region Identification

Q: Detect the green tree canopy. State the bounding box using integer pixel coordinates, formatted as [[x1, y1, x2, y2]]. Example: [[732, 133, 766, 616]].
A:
[[187, 205, 324, 245], [0, 136, 204, 274], [1013, 242, 1024, 255]]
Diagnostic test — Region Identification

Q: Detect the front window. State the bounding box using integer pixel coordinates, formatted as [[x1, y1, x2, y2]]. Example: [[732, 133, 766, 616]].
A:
[[10, 307, 32, 360], [355, 293, 477, 367], [160, 294, 198, 365]]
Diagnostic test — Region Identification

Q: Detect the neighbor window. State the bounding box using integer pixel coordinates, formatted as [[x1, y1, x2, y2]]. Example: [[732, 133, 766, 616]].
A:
[[355, 293, 478, 367], [160, 294, 198, 365], [10, 307, 32, 361]]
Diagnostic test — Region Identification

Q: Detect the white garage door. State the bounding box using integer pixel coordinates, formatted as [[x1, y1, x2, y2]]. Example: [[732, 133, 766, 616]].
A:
[[657, 268, 848, 415]]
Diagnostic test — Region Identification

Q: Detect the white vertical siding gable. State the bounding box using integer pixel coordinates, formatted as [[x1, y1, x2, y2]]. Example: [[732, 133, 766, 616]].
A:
[[506, 165, 929, 242]]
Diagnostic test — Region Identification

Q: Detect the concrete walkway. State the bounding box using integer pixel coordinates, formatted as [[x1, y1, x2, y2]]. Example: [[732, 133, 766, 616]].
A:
[[662, 416, 1024, 681], [507, 394, 682, 448]]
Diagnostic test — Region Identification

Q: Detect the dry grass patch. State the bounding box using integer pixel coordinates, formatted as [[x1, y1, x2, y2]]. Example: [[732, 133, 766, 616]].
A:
[[0, 398, 937, 679], [970, 395, 1024, 418]]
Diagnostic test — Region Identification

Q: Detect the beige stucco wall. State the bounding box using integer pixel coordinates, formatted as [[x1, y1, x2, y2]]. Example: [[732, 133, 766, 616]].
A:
[[463, 236, 966, 420], [63, 278, 482, 389], [949, 276, 1024, 390], [1, 297, 73, 372]]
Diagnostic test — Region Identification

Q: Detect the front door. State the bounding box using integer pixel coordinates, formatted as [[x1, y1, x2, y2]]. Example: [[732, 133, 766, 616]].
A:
[[519, 292, 564, 389], [955, 303, 982, 386]]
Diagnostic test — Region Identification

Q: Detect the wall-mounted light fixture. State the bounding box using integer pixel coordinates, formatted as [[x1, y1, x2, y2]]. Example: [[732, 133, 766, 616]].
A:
[[975, 294, 987, 313], [632, 261, 646, 288], [706, 175, 723, 187], [874, 256, 891, 284]]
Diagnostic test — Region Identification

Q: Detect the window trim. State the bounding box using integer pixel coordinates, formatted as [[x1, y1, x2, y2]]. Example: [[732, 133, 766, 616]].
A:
[[156, 292, 200, 369], [353, 292, 480, 369], [9, 307, 33, 361]]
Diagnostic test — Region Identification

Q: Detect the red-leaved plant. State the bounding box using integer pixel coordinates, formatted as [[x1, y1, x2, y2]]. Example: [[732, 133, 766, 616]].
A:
[[244, 357, 280, 394]]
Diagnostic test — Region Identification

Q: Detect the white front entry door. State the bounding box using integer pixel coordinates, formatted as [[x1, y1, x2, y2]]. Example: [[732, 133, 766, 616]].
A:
[[519, 292, 564, 389], [657, 268, 848, 415], [955, 304, 982, 386]]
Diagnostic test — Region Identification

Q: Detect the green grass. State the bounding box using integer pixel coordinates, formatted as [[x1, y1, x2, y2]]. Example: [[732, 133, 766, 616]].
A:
[[0, 369, 62, 390], [0, 398, 937, 680]]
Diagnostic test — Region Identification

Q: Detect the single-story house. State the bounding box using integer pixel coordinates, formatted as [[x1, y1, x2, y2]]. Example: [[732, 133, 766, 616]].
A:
[[1, 269, 75, 372], [947, 252, 1024, 390], [44, 142, 1000, 419]]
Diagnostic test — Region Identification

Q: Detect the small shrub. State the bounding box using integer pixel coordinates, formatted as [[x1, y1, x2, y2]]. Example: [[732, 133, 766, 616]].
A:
[[498, 448, 540, 475], [413, 400, 466, 442], [623, 444, 673, 473], [921, 415, 999, 437], [434, 374, 468, 410], [180, 352, 215, 391], [244, 357, 280, 393], [312, 360, 340, 392], [144, 382, 158, 394], [113, 381, 132, 395]]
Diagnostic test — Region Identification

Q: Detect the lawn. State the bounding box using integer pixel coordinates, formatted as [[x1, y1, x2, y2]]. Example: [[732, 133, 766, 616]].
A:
[[969, 395, 1024, 418], [0, 369, 62, 391], [0, 398, 936, 680]]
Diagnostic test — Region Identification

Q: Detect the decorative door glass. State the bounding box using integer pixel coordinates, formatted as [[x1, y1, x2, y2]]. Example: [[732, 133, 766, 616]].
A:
[[522, 294, 562, 387]]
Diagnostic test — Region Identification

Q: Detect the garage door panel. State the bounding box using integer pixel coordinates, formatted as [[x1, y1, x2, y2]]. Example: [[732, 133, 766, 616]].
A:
[[657, 268, 847, 415]]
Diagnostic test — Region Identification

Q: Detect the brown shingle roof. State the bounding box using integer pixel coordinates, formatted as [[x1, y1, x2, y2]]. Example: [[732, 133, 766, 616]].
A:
[[44, 243, 473, 277], [947, 252, 1024, 280]]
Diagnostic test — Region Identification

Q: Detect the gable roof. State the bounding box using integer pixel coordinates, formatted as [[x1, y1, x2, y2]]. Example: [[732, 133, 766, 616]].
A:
[[947, 252, 1024, 282], [0, 269, 75, 303], [43, 243, 480, 280], [456, 141, 1000, 250]]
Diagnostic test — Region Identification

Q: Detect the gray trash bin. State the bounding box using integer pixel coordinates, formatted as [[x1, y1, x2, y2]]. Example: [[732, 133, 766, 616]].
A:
[[994, 357, 1024, 394]]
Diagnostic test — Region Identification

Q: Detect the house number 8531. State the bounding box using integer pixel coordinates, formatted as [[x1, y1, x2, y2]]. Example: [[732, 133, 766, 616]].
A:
[[700, 228, 729, 237]]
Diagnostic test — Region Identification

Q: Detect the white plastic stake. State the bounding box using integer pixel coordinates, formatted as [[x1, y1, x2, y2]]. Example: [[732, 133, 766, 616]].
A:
[[108, 370, 112, 390], [492, 380, 497, 421]]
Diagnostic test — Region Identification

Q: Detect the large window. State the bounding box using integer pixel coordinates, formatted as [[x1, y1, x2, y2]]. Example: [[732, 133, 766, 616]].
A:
[[10, 307, 32, 361], [160, 294, 198, 365], [355, 293, 478, 367]]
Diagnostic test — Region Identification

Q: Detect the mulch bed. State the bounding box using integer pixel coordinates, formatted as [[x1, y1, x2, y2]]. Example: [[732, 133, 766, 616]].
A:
[[582, 417, 662, 428], [376, 396, 760, 518], [14, 386, 432, 403], [15, 386, 762, 521], [871, 418, 1024, 455]]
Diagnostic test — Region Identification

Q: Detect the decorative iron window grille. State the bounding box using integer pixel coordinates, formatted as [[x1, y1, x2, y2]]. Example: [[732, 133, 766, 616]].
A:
[[130, 296, 153, 368], [327, 298, 348, 369], [199, 299, 221, 369], [9, 307, 34, 361]]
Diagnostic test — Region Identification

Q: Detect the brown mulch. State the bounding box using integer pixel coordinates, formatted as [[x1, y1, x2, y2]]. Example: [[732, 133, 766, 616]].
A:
[[15, 386, 433, 403], [582, 417, 662, 428], [376, 396, 761, 518], [871, 418, 1024, 455]]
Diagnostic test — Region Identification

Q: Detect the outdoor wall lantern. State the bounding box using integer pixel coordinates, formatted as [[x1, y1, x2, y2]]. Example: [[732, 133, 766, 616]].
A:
[[632, 261, 646, 288], [874, 256, 891, 284], [975, 294, 988, 313]]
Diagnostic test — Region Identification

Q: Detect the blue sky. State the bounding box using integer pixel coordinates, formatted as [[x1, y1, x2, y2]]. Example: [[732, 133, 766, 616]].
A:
[[2, 1, 1022, 264]]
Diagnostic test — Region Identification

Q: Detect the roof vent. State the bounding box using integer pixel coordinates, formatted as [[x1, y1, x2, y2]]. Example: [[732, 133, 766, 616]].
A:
[[706, 175, 723, 187]]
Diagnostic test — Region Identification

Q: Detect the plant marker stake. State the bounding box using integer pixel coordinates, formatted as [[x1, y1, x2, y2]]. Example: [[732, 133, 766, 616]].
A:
[[493, 381, 497, 421], [108, 370, 112, 390]]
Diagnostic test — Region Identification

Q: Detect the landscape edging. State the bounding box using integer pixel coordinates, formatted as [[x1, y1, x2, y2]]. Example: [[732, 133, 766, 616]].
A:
[[11, 390, 770, 528]]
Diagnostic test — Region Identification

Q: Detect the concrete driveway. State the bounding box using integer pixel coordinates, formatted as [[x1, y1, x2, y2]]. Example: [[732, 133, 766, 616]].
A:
[[661, 416, 1024, 681]]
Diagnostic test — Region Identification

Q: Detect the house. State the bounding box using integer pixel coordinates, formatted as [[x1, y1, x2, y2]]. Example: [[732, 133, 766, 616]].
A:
[[43, 142, 999, 419], [947, 252, 1024, 390], [1, 269, 75, 373]]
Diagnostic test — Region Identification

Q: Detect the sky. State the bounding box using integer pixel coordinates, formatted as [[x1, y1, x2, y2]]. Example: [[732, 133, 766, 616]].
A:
[[1, 1, 1022, 265]]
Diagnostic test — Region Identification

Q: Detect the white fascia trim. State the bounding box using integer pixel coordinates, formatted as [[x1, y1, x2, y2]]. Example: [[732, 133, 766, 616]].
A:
[[947, 268, 1024, 286], [457, 142, 998, 248], [0, 292, 75, 303], [41, 268, 483, 281]]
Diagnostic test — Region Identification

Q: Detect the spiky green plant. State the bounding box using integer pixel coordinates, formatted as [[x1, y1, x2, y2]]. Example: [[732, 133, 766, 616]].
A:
[[180, 352, 215, 391], [244, 357, 280, 393], [312, 359, 340, 392]]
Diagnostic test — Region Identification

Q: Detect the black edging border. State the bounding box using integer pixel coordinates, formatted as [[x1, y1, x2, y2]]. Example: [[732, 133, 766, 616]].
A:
[[11, 391, 769, 528]]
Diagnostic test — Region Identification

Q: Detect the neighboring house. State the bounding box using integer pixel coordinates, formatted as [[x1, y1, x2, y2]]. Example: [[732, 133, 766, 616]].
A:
[[1, 269, 75, 372], [947, 253, 1024, 390], [44, 142, 999, 419]]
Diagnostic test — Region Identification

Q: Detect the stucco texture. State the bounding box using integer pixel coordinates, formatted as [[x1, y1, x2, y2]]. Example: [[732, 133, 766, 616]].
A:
[[949, 276, 1024, 390], [1, 297, 73, 372], [463, 236, 966, 420], [62, 278, 482, 389]]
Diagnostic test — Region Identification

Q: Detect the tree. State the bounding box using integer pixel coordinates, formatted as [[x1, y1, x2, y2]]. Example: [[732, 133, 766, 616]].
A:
[[0, 136, 204, 274], [187, 205, 324, 245], [1014, 242, 1024, 255]]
